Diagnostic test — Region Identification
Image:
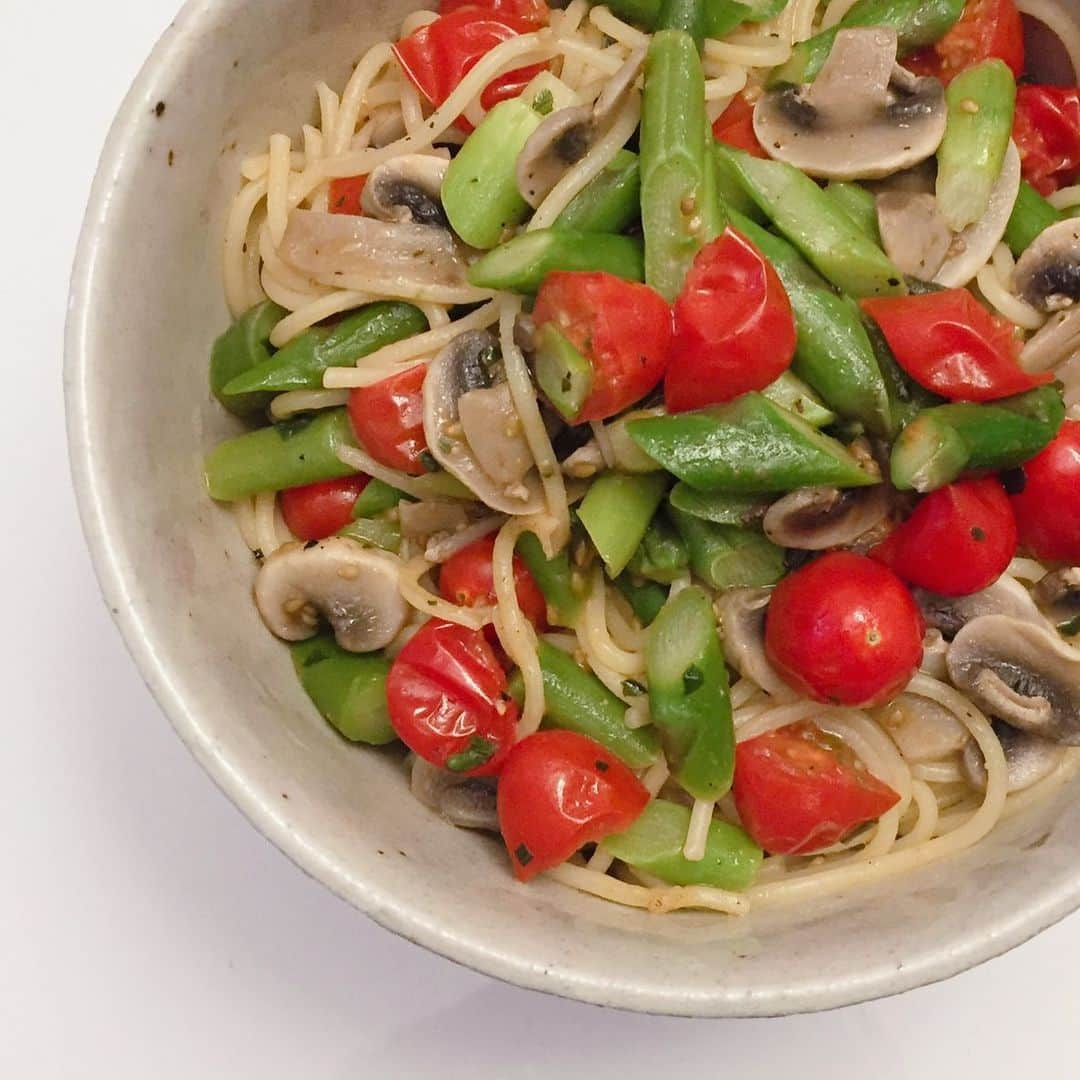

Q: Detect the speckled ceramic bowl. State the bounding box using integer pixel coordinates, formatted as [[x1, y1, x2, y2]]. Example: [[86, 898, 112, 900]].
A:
[[67, 0, 1080, 1016]]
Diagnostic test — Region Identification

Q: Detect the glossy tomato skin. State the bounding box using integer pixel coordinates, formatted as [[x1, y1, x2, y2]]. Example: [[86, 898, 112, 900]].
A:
[[439, 0, 549, 26], [1008, 419, 1080, 563], [280, 475, 370, 541], [497, 730, 649, 881], [860, 290, 1051, 402], [386, 620, 519, 776], [765, 552, 925, 708], [872, 477, 1018, 596], [439, 535, 548, 631], [1013, 86, 1080, 196], [711, 93, 767, 157], [348, 366, 429, 476], [328, 176, 368, 215], [666, 228, 796, 413], [733, 723, 901, 855], [532, 271, 673, 423], [905, 0, 1024, 83]]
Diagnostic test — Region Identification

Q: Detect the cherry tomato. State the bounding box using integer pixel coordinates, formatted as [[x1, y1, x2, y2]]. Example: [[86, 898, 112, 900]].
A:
[[666, 227, 797, 413], [328, 176, 367, 215], [905, 0, 1024, 84], [497, 730, 649, 881], [733, 723, 901, 856], [348, 366, 429, 476], [765, 552, 925, 708], [386, 619, 518, 775], [711, 92, 767, 157], [440, 0, 549, 26], [860, 289, 1052, 403], [1008, 419, 1080, 563], [1013, 85, 1080, 196], [439, 534, 548, 631], [871, 477, 1018, 596], [280, 475, 370, 541], [532, 271, 673, 423]]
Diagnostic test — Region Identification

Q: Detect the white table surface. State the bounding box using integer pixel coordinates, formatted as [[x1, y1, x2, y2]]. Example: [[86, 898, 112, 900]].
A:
[[5, 4, 1079, 1076]]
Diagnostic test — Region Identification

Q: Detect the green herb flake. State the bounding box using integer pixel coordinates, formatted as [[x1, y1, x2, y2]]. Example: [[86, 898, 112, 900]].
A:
[[532, 89, 554, 116], [515, 843, 534, 866], [446, 736, 497, 773]]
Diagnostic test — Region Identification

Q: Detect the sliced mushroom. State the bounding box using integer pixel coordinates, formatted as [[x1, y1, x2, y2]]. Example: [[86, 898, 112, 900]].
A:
[[1033, 567, 1080, 629], [961, 719, 1066, 793], [1020, 305, 1080, 373], [457, 382, 535, 488], [947, 614, 1080, 744], [398, 500, 470, 541], [762, 485, 890, 550], [915, 574, 1045, 639], [410, 756, 499, 831], [1012, 217, 1080, 312], [254, 538, 408, 652], [753, 29, 947, 181], [920, 628, 950, 680], [874, 693, 968, 762], [424, 330, 545, 515], [360, 154, 449, 228], [516, 48, 644, 207], [561, 439, 605, 479], [715, 588, 791, 697], [876, 191, 952, 280], [280, 210, 487, 304]]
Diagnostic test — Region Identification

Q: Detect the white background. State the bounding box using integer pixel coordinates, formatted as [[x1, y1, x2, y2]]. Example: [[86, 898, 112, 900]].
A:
[[4, 3, 1079, 1076]]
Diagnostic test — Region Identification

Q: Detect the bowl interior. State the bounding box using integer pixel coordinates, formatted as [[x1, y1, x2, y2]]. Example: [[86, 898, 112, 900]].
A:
[[67, 0, 1080, 1016]]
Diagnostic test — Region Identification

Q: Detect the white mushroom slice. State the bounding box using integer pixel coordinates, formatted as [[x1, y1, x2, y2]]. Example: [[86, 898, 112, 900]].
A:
[[516, 48, 645, 207], [457, 383, 535, 488], [947, 614, 1080, 744], [876, 191, 952, 280], [361, 154, 449, 227], [934, 140, 1022, 287], [874, 693, 968, 762], [1020, 305, 1080, 373], [410, 756, 499, 831], [961, 720, 1065, 793], [562, 440, 605, 479], [1032, 567, 1080, 629], [762, 485, 890, 550], [753, 29, 947, 181], [1013, 217, 1080, 312], [920, 628, 950, 680], [424, 330, 545, 515], [280, 209, 486, 304], [398, 500, 470, 540], [715, 588, 791, 697], [254, 538, 408, 652], [914, 575, 1045, 639]]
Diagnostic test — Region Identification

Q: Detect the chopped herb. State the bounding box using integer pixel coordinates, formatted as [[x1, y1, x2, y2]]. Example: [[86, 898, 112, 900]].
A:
[[532, 89, 554, 116], [446, 736, 497, 773], [304, 539, 319, 550], [1059, 614, 1080, 637], [621, 678, 647, 697], [515, 843, 534, 866], [682, 665, 704, 694], [252, 548, 265, 561]]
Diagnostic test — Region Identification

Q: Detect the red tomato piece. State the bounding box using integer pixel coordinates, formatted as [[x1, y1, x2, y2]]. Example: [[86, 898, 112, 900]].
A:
[[497, 730, 649, 881], [904, 0, 1024, 84], [666, 227, 797, 413], [348, 366, 429, 476], [711, 93, 767, 158], [480, 62, 549, 111], [1008, 419, 1080, 563], [765, 552, 925, 708], [386, 620, 518, 775], [1012, 85, 1080, 196], [733, 723, 901, 856], [860, 289, 1052, 402], [440, 0, 549, 27], [532, 271, 673, 423], [280, 475, 370, 541], [872, 477, 1018, 596], [328, 176, 367, 215], [439, 534, 548, 631]]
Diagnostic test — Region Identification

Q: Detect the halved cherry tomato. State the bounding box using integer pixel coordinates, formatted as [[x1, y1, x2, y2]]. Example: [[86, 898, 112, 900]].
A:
[[905, 0, 1024, 84], [328, 175, 368, 215], [666, 227, 797, 413], [872, 476, 1018, 596], [532, 271, 673, 423], [860, 289, 1052, 403], [733, 723, 901, 856], [440, 0, 549, 26], [711, 92, 766, 157], [497, 730, 649, 881], [1013, 85, 1080, 196], [765, 552, 925, 708], [280, 475, 370, 541], [1008, 419, 1080, 563], [439, 534, 548, 631], [348, 366, 429, 476], [386, 619, 518, 775]]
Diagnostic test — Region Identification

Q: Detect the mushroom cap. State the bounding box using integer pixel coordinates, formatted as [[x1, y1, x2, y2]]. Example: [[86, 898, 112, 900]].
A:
[[915, 574, 1045, 639], [254, 538, 409, 653], [874, 692, 968, 762], [715, 587, 792, 698], [762, 485, 890, 550], [753, 29, 947, 181], [1012, 217, 1080, 312], [946, 614, 1080, 744], [360, 153, 450, 227], [962, 719, 1066, 793], [1033, 567, 1080, 629], [1020, 305, 1080, 374], [876, 191, 952, 280]]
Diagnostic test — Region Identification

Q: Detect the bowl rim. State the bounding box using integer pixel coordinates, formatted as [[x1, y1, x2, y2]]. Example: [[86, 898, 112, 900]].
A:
[[65, 0, 1080, 1018]]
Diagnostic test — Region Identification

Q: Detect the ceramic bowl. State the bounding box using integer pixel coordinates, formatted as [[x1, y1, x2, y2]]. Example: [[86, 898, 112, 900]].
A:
[[67, 0, 1080, 1016]]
